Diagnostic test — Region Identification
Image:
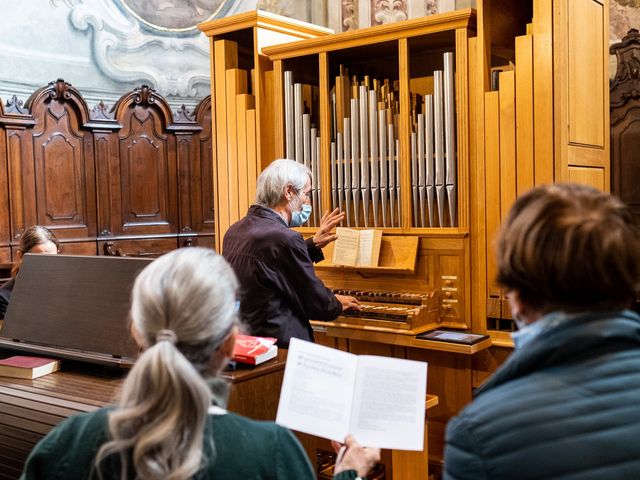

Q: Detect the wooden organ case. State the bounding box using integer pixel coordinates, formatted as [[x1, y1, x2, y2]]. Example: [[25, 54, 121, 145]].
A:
[[199, 1, 610, 476]]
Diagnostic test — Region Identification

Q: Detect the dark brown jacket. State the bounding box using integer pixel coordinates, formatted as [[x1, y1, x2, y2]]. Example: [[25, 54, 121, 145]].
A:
[[223, 205, 341, 347]]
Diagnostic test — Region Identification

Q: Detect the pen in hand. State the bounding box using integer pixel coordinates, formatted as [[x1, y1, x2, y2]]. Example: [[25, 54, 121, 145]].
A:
[[332, 435, 381, 477]]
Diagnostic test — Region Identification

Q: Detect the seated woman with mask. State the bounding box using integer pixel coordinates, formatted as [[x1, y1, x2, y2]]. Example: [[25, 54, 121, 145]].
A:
[[0, 225, 59, 320], [223, 159, 360, 348], [444, 184, 640, 479], [21, 247, 379, 479]]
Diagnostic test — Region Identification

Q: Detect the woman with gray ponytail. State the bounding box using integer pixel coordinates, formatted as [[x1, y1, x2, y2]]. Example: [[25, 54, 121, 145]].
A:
[[20, 248, 379, 480]]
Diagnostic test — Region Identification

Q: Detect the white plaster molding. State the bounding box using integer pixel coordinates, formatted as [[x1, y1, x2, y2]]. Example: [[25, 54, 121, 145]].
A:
[[374, 0, 407, 24], [67, 0, 210, 98], [0, 44, 90, 66], [437, 0, 456, 13], [327, 0, 342, 32], [343, 0, 359, 31], [408, 0, 426, 18], [358, 0, 370, 29]]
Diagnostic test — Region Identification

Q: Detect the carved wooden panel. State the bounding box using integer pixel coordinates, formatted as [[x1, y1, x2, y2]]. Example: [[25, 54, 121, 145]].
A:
[[94, 131, 120, 237], [3, 97, 37, 247], [7, 128, 36, 242], [99, 238, 178, 258], [611, 29, 640, 224], [192, 97, 216, 238], [114, 88, 177, 236], [0, 104, 9, 263], [0, 81, 213, 261], [612, 107, 640, 222], [28, 84, 97, 242]]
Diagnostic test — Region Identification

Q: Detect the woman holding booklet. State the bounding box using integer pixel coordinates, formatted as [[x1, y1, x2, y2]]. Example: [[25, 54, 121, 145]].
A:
[[21, 247, 379, 480]]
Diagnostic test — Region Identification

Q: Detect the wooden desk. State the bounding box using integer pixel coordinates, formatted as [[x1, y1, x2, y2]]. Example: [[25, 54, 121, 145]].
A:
[[0, 364, 123, 480], [0, 353, 287, 480], [223, 350, 287, 420]]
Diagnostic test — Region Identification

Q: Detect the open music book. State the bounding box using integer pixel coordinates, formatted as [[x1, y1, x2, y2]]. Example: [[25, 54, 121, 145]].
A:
[[276, 338, 427, 450], [331, 228, 383, 267]]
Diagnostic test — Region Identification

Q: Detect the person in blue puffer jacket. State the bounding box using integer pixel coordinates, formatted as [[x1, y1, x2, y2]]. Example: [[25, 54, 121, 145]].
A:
[[444, 183, 640, 480]]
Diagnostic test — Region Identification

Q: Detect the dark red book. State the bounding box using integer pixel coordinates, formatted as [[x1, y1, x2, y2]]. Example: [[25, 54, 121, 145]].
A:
[[0, 356, 61, 379], [233, 335, 278, 365]]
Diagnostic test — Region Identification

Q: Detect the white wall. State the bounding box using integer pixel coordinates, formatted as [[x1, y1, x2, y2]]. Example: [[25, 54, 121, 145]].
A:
[[0, 0, 255, 110]]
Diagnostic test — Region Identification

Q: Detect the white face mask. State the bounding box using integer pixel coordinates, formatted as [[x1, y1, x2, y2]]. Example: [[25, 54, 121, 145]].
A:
[[289, 191, 312, 227]]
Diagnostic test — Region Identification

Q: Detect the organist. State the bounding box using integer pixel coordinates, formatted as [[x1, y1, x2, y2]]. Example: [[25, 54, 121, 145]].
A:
[[223, 159, 360, 348]]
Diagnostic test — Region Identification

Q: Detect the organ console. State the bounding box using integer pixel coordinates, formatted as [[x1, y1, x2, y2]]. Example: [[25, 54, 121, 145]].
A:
[[332, 288, 439, 331]]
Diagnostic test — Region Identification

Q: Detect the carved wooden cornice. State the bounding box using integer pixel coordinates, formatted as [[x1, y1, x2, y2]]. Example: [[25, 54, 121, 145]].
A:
[[49, 78, 73, 101], [0, 94, 35, 127], [5, 95, 28, 115], [90, 100, 114, 121], [132, 85, 156, 106], [193, 96, 212, 123], [172, 103, 202, 133], [174, 104, 196, 123], [611, 29, 640, 109], [0, 83, 209, 132]]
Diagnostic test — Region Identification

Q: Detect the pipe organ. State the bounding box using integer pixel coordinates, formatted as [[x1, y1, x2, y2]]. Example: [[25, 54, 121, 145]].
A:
[[199, 1, 610, 475]]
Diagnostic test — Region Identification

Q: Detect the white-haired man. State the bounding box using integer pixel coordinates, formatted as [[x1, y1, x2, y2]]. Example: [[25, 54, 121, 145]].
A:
[[222, 159, 360, 348]]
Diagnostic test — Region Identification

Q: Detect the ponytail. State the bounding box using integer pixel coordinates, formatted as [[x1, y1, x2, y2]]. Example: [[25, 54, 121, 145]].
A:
[[94, 248, 239, 479], [95, 340, 211, 479]]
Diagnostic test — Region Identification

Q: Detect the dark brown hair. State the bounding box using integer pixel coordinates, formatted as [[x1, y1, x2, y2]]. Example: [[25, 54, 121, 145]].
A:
[[11, 225, 59, 277], [496, 184, 640, 313]]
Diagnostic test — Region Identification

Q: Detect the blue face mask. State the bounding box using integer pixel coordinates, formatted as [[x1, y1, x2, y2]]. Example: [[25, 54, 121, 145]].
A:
[[290, 204, 312, 227]]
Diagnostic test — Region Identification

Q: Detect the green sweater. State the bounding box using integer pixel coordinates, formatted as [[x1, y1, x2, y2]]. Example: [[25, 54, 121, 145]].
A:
[[20, 408, 359, 480]]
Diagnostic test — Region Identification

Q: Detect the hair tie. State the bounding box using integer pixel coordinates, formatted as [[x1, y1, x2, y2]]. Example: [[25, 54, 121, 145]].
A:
[[156, 329, 178, 345]]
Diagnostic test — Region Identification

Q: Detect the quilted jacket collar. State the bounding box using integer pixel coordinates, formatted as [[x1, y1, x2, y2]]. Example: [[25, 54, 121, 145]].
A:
[[476, 310, 640, 398]]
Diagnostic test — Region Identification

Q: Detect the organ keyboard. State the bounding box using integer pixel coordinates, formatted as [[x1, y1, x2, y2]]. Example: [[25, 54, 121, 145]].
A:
[[332, 289, 439, 331]]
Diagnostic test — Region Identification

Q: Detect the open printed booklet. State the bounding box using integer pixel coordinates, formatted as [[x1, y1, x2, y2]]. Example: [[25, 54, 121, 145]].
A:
[[331, 228, 383, 267], [276, 338, 427, 450]]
